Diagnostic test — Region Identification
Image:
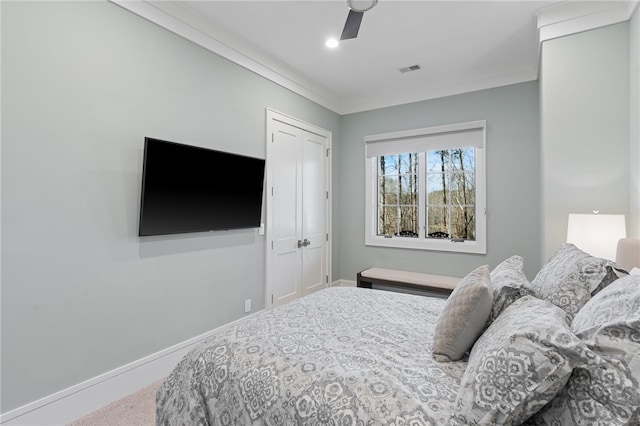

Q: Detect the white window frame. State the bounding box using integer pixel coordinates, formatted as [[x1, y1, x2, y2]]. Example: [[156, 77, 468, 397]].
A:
[[364, 120, 486, 254]]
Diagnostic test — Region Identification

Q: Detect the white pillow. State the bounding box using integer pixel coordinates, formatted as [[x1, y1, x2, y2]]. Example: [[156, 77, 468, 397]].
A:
[[432, 265, 493, 362]]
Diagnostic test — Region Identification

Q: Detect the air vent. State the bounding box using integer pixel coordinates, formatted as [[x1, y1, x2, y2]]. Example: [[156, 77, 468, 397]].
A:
[[399, 64, 421, 74]]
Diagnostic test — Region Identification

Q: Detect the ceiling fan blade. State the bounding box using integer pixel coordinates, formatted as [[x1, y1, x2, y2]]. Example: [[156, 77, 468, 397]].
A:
[[340, 9, 364, 40]]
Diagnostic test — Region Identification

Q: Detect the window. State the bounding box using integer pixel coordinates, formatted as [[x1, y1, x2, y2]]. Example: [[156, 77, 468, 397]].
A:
[[365, 121, 486, 253]]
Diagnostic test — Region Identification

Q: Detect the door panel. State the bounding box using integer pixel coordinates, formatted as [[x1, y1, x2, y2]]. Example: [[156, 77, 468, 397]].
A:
[[269, 121, 302, 306], [302, 239, 324, 295], [301, 131, 327, 295], [272, 239, 299, 305]]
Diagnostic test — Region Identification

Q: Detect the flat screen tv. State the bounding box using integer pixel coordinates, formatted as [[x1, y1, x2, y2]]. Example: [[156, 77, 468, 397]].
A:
[[139, 137, 266, 236]]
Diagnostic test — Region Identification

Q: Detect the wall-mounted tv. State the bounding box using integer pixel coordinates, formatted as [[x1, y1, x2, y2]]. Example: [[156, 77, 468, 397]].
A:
[[139, 137, 266, 237]]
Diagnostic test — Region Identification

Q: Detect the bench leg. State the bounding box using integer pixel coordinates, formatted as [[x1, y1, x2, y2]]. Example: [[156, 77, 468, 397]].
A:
[[356, 272, 373, 288]]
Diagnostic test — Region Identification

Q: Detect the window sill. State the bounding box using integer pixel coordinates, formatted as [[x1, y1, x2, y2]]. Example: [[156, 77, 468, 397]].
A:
[[365, 235, 486, 254]]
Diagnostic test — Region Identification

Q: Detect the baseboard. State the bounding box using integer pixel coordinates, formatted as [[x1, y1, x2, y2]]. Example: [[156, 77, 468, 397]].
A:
[[0, 283, 357, 425], [331, 279, 356, 287], [0, 310, 263, 426]]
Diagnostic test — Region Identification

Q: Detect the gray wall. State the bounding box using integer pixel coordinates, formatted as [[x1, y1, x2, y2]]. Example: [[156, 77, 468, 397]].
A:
[[1, 1, 340, 411], [540, 22, 631, 261], [336, 82, 542, 281]]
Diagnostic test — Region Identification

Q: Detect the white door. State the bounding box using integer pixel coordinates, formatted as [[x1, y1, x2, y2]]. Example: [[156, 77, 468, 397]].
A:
[[266, 110, 330, 308], [269, 120, 303, 306], [301, 131, 327, 296]]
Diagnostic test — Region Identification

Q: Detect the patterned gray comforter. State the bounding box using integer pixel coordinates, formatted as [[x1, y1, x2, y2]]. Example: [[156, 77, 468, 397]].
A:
[[156, 287, 467, 425]]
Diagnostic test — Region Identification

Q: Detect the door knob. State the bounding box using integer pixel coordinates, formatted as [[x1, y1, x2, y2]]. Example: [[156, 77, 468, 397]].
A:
[[298, 239, 311, 248]]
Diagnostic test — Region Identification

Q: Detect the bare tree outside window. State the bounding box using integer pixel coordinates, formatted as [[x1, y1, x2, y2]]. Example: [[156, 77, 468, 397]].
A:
[[377, 148, 475, 241], [427, 148, 475, 240], [377, 153, 418, 237]]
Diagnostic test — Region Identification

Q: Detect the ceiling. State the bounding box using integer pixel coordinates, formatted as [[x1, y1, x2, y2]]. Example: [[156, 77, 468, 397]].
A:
[[115, 0, 636, 114]]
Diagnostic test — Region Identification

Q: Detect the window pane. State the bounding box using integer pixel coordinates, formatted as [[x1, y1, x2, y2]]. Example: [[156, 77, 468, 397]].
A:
[[450, 148, 475, 171], [427, 173, 447, 205], [398, 153, 418, 175], [465, 176, 476, 204], [427, 150, 451, 172], [399, 174, 417, 204], [451, 206, 476, 240], [379, 155, 399, 175], [379, 176, 398, 204], [378, 206, 398, 236], [398, 206, 418, 237], [449, 171, 475, 205], [450, 148, 476, 171], [427, 206, 449, 238]]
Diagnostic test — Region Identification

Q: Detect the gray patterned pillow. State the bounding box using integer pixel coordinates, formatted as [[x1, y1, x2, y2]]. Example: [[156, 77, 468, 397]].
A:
[[455, 296, 593, 425], [530, 275, 640, 425], [487, 255, 536, 326], [532, 243, 625, 321], [432, 265, 493, 362]]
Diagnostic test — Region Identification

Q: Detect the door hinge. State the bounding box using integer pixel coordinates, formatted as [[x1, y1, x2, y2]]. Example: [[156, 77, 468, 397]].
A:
[[326, 148, 330, 157], [326, 275, 329, 283], [271, 240, 274, 250], [326, 233, 328, 242], [271, 133, 274, 143], [271, 294, 274, 304]]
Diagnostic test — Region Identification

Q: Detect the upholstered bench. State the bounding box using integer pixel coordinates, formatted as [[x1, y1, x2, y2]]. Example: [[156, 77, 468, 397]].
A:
[[356, 267, 461, 297]]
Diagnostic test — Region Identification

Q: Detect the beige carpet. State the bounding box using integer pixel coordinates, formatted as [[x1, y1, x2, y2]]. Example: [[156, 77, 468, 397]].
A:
[[67, 379, 164, 426]]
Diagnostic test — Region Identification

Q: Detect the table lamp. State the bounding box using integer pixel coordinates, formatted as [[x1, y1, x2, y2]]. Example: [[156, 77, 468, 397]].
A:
[[566, 212, 626, 260]]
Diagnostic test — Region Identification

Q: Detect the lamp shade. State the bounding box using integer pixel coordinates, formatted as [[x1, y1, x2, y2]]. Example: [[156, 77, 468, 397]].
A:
[[566, 214, 626, 260]]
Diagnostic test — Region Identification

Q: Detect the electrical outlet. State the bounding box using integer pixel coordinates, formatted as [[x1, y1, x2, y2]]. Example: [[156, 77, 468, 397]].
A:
[[244, 299, 251, 313]]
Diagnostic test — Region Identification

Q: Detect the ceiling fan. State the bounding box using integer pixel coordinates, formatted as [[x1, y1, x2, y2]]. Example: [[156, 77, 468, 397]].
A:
[[340, 0, 379, 41]]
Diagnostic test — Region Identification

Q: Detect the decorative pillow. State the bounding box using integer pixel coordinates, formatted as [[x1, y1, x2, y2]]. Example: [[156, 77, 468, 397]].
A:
[[454, 296, 593, 425], [571, 274, 640, 336], [487, 255, 536, 326], [529, 275, 640, 425], [432, 265, 493, 362], [532, 243, 626, 321]]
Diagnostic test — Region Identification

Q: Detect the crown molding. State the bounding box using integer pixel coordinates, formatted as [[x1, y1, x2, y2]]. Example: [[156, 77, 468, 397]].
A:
[[338, 69, 538, 115], [110, 0, 341, 113], [537, 0, 638, 43], [534, 0, 638, 78], [111, 1, 638, 115]]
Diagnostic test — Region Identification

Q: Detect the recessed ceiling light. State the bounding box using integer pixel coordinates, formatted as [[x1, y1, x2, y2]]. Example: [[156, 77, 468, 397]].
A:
[[325, 39, 339, 48]]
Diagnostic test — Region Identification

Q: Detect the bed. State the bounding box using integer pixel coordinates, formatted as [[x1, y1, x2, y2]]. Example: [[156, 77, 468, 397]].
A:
[[156, 239, 640, 425]]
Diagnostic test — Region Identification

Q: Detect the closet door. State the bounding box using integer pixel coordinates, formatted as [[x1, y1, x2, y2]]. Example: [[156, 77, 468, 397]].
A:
[[268, 120, 303, 307], [266, 111, 330, 309], [301, 130, 327, 296]]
